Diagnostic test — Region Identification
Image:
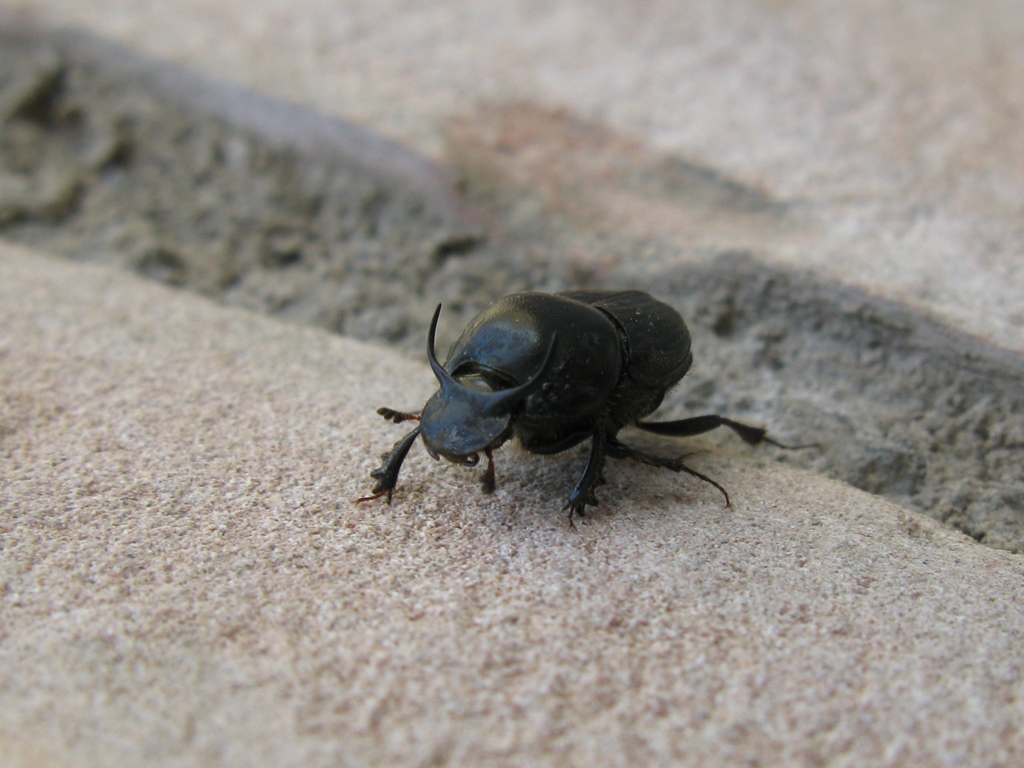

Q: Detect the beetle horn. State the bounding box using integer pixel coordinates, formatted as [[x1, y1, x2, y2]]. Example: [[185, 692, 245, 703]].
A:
[[426, 303, 457, 389], [426, 303, 557, 411], [482, 332, 557, 413]]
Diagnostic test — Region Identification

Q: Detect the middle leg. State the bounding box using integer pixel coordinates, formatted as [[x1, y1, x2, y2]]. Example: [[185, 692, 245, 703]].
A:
[[563, 423, 608, 523], [606, 435, 732, 507]]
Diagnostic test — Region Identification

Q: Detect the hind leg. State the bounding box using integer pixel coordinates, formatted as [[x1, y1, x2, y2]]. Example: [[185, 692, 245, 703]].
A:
[[637, 414, 814, 450]]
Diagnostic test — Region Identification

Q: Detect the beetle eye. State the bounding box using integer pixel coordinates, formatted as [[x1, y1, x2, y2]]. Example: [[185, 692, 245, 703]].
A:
[[462, 453, 480, 467]]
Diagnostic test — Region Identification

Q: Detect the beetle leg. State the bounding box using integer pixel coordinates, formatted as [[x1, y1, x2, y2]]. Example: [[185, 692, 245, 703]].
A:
[[607, 435, 731, 507], [636, 415, 815, 450], [377, 407, 421, 424], [563, 424, 608, 523], [355, 426, 421, 504], [481, 448, 497, 494]]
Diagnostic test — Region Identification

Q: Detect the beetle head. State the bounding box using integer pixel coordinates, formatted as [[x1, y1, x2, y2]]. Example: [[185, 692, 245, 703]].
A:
[[420, 304, 556, 462]]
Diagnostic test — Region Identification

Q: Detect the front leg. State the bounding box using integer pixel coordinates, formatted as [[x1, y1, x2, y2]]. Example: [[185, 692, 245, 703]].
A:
[[356, 426, 421, 504], [376, 407, 421, 424], [563, 423, 608, 523]]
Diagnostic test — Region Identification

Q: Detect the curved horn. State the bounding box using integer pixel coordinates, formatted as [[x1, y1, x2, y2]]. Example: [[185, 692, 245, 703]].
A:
[[426, 303, 457, 388], [483, 332, 558, 413], [426, 301, 557, 411]]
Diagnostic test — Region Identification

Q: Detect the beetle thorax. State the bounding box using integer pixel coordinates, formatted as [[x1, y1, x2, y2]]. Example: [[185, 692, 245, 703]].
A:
[[419, 302, 558, 462]]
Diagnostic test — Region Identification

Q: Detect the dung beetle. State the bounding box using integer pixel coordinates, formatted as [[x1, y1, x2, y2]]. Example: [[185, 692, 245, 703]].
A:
[[357, 290, 802, 521]]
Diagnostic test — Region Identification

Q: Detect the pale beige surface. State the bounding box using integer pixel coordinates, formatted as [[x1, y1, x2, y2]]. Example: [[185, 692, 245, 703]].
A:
[[13, 0, 1024, 350], [3, 3, 1024, 764], [2, 243, 1023, 766]]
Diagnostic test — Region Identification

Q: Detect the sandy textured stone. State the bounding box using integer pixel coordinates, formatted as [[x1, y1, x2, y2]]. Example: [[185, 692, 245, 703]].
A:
[[13, 0, 1024, 351], [2, 243, 1022, 766], [3, 1, 1024, 764]]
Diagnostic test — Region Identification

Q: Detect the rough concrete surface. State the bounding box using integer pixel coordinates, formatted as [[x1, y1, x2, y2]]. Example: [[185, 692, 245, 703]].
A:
[[2, 244, 1023, 767], [11, 0, 1024, 352]]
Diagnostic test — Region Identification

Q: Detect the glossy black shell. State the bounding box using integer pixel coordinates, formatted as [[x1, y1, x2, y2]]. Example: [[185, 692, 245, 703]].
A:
[[559, 290, 692, 390], [443, 290, 692, 443], [444, 292, 623, 421]]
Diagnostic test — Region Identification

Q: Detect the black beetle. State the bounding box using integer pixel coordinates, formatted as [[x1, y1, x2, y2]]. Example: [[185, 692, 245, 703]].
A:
[[357, 290, 798, 521]]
